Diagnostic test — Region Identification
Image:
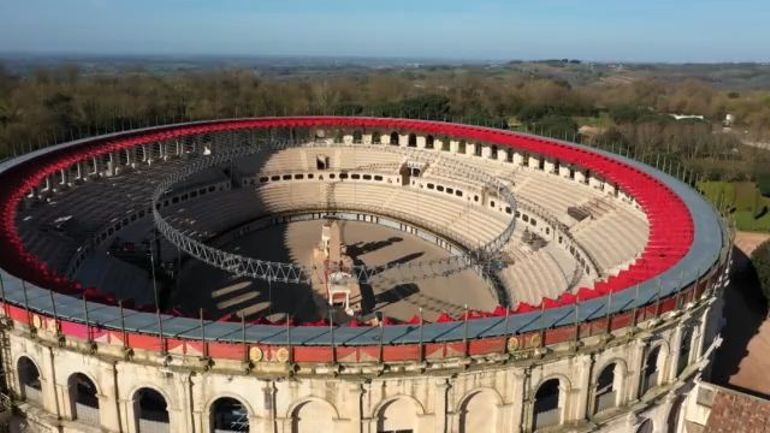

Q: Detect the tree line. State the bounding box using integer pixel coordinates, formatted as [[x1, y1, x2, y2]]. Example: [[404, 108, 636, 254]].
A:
[[1, 63, 769, 182]]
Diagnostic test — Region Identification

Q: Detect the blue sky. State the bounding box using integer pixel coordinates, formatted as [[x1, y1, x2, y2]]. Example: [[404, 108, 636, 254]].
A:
[[0, 0, 768, 62]]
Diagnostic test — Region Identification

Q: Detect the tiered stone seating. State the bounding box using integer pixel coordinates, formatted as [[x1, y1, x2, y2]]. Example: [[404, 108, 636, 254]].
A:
[[571, 208, 648, 274], [500, 243, 572, 304]]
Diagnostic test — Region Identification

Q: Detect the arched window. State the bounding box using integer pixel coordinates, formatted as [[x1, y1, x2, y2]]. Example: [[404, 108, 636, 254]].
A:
[[18, 356, 42, 404], [377, 398, 419, 433], [636, 418, 653, 433], [389, 132, 399, 146], [460, 391, 498, 433], [677, 327, 693, 375], [135, 388, 169, 433], [352, 130, 363, 144], [292, 400, 333, 433], [426, 135, 435, 149], [69, 373, 99, 425], [407, 133, 417, 147], [372, 131, 382, 144], [533, 379, 561, 430], [593, 364, 617, 414], [642, 346, 661, 395], [211, 397, 249, 433]]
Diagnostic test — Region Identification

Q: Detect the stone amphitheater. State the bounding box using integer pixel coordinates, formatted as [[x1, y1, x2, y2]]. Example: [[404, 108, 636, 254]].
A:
[[0, 117, 730, 433]]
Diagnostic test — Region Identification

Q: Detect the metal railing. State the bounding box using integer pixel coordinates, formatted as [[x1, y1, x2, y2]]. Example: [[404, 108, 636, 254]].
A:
[[152, 140, 518, 287]]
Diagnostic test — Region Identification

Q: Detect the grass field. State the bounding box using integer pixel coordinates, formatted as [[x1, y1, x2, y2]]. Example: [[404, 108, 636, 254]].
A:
[[698, 181, 770, 232]]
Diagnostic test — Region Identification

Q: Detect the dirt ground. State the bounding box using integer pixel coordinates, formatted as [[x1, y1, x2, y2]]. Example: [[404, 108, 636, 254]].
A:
[[175, 219, 496, 322], [712, 231, 770, 397]]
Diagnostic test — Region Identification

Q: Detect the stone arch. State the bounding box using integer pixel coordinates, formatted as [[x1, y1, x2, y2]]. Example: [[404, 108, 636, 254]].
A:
[[641, 342, 667, 395], [352, 130, 363, 144], [17, 355, 42, 403], [592, 361, 622, 415], [389, 132, 400, 145], [636, 418, 653, 433], [374, 395, 425, 433], [407, 133, 417, 147], [209, 396, 250, 433], [132, 386, 170, 433], [457, 388, 502, 433], [289, 397, 338, 433], [425, 135, 435, 149], [677, 326, 695, 375], [532, 375, 570, 431], [67, 372, 100, 425]]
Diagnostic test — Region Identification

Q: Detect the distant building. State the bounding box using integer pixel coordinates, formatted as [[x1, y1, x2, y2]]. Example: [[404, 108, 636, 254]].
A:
[[670, 114, 706, 121]]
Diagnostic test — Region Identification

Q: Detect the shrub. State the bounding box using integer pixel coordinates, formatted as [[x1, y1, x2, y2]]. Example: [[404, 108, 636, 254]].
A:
[[752, 240, 770, 309]]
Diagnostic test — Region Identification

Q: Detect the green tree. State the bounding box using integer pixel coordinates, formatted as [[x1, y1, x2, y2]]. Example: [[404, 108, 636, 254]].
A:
[[752, 240, 770, 311]]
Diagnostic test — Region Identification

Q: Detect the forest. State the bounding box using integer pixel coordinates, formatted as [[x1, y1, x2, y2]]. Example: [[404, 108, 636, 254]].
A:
[[1, 61, 770, 185]]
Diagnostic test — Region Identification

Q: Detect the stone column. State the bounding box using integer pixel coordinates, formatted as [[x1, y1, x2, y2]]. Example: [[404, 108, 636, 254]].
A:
[[480, 145, 492, 159], [511, 369, 530, 433], [189, 374, 205, 433], [573, 354, 594, 422], [668, 323, 686, 383], [434, 378, 451, 433], [41, 348, 63, 420], [449, 140, 460, 154], [543, 160, 555, 174], [527, 156, 540, 170], [257, 382, 277, 433], [96, 362, 123, 433], [497, 148, 508, 162], [627, 338, 647, 402]]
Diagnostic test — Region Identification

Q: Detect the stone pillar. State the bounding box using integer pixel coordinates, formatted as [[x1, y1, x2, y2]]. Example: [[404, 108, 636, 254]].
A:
[[558, 165, 570, 178], [416, 136, 426, 149], [667, 325, 684, 384], [96, 362, 123, 433], [573, 354, 594, 422], [627, 338, 647, 402], [543, 160, 555, 174], [434, 378, 451, 433], [512, 369, 529, 433], [527, 156, 540, 170], [399, 134, 409, 147], [513, 152, 525, 167], [497, 148, 508, 162], [76, 161, 84, 181], [574, 170, 587, 184], [343, 134, 354, 144], [449, 140, 460, 154], [257, 382, 277, 433], [43, 348, 62, 419], [480, 145, 492, 159], [363, 134, 373, 145], [467, 142, 478, 157]]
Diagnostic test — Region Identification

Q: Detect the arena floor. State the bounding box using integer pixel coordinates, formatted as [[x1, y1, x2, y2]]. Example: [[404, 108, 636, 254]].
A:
[[174, 219, 496, 323]]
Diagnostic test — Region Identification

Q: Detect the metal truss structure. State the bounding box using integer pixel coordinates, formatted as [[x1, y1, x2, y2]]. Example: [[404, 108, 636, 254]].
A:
[[151, 135, 518, 298]]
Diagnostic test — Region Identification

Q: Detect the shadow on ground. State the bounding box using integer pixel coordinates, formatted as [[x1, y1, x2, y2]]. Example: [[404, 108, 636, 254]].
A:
[[710, 246, 770, 398]]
